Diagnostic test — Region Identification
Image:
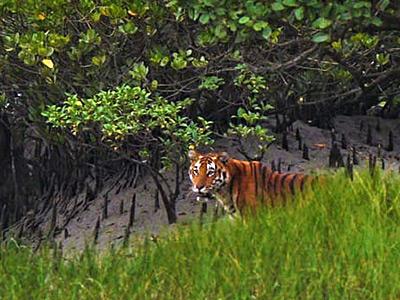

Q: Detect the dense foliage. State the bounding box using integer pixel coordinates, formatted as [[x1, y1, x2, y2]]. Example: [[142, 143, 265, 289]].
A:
[[1, 170, 400, 299], [1, 0, 400, 222]]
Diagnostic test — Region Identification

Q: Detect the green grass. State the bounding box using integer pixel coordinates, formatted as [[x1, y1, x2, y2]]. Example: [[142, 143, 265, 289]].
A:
[[1, 169, 400, 299]]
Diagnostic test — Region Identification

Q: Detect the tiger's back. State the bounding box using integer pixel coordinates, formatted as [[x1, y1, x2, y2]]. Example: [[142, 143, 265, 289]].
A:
[[188, 149, 314, 214]]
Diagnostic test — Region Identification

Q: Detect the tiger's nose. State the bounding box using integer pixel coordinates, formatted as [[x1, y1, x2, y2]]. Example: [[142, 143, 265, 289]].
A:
[[193, 184, 206, 193], [196, 184, 204, 190]]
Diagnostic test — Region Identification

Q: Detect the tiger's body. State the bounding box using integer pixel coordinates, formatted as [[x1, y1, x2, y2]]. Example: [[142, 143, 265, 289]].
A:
[[188, 149, 314, 215]]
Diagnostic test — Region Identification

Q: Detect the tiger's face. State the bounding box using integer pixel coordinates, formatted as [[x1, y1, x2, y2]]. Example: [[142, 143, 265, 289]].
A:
[[188, 150, 230, 196]]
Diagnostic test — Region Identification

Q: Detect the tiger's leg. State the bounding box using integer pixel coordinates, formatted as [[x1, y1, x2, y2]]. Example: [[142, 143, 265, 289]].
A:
[[215, 194, 237, 219]]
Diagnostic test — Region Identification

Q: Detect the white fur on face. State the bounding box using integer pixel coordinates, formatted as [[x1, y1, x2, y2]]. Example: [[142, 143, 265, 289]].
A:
[[206, 161, 216, 175], [190, 157, 229, 194]]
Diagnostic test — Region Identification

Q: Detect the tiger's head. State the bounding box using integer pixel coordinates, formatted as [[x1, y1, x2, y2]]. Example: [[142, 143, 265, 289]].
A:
[[188, 149, 231, 197]]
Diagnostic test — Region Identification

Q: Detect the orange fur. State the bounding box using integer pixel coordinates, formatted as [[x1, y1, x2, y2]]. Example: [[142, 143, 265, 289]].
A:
[[188, 150, 314, 214]]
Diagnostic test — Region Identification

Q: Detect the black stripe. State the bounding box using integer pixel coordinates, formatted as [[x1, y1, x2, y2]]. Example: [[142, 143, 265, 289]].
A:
[[236, 178, 242, 209], [235, 162, 242, 177], [270, 173, 277, 207], [249, 161, 254, 187], [273, 172, 280, 206], [261, 165, 267, 187], [279, 173, 291, 194], [241, 161, 249, 175], [221, 171, 227, 186], [229, 204, 236, 214], [253, 163, 258, 199], [218, 169, 223, 185], [200, 157, 208, 163], [279, 173, 291, 205], [261, 165, 267, 202], [300, 175, 307, 191], [289, 174, 298, 194], [274, 172, 280, 195], [228, 175, 235, 206], [267, 171, 274, 196], [238, 162, 248, 207], [233, 162, 244, 209]]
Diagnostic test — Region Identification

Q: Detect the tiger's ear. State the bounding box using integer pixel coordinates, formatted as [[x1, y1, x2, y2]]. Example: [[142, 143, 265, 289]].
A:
[[218, 152, 230, 164], [188, 149, 199, 162]]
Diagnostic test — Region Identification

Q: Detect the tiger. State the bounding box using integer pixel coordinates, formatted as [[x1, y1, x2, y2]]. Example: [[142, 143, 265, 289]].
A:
[[188, 149, 315, 215]]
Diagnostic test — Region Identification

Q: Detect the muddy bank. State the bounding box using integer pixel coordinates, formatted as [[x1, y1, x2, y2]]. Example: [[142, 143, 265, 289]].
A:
[[11, 115, 400, 252]]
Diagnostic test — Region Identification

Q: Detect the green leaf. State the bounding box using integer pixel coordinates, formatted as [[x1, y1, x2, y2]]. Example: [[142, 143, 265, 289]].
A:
[[188, 8, 200, 20], [294, 7, 304, 20], [312, 32, 330, 43], [377, 0, 390, 11], [238, 16, 250, 24], [371, 17, 383, 27], [91, 12, 101, 22], [38, 47, 54, 57], [353, 1, 371, 9], [312, 17, 332, 29], [253, 21, 267, 31], [171, 57, 187, 70], [339, 12, 352, 21], [18, 50, 36, 65], [199, 13, 210, 24], [237, 107, 246, 118], [92, 54, 106, 66], [215, 8, 226, 16], [160, 57, 170, 67], [331, 40, 342, 50], [283, 0, 298, 7], [271, 2, 285, 11], [215, 24, 227, 38], [227, 21, 237, 32], [376, 53, 389, 65], [150, 80, 158, 91], [192, 56, 208, 68], [262, 27, 272, 40], [118, 22, 138, 34], [202, 0, 214, 7]]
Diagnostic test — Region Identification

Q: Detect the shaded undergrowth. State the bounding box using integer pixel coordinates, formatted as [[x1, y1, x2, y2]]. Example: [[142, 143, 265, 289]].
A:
[[1, 169, 400, 299]]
